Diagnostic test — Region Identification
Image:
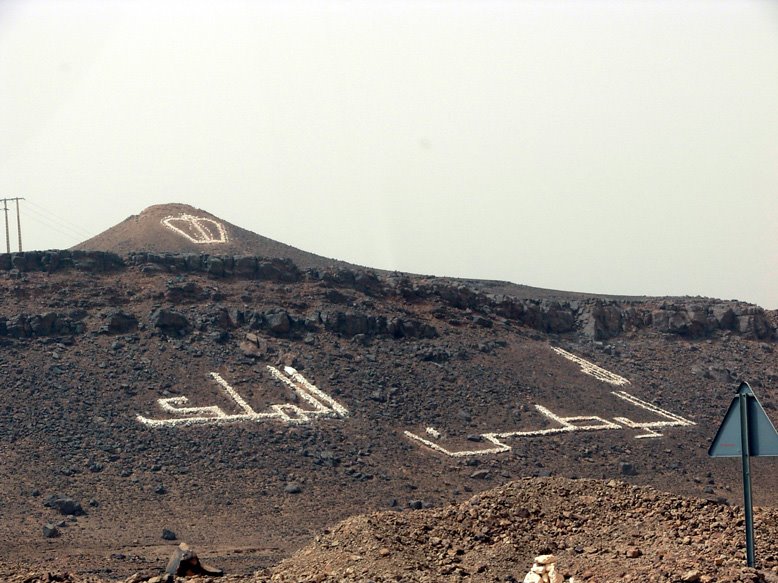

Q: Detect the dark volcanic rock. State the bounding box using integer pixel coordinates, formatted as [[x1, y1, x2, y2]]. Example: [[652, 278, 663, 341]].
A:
[[165, 542, 224, 577], [736, 310, 774, 340], [44, 495, 85, 516], [102, 310, 138, 334], [266, 311, 292, 335], [150, 309, 189, 334], [234, 255, 258, 276], [322, 311, 372, 338], [42, 523, 60, 538], [652, 305, 712, 338], [580, 302, 623, 340], [162, 528, 177, 541]]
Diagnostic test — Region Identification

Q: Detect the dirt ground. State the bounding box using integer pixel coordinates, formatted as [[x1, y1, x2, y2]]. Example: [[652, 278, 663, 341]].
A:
[[2, 208, 777, 581]]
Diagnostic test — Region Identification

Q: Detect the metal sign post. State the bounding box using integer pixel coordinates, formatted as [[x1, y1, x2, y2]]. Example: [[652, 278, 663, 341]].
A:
[[738, 387, 755, 566], [709, 382, 778, 568]]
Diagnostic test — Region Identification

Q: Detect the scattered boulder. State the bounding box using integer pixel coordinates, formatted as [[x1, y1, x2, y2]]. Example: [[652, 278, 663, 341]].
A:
[[102, 310, 138, 334], [150, 309, 189, 334], [28, 312, 57, 336], [162, 528, 177, 541], [43, 495, 85, 516], [42, 523, 60, 538], [284, 482, 303, 494], [324, 289, 353, 305], [165, 281, 208, 303], [323, 311, 371, 338], [240, 332, 268, 357], [266, 311, 291, 335], [625, 546, 643, 558], [470, 470, 491, 480], [164, 542, 223, 578], [472, 315, 493, 328]]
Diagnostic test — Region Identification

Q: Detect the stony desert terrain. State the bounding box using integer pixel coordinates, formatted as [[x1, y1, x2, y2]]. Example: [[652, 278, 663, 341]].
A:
[[1, 204, 777, 582]]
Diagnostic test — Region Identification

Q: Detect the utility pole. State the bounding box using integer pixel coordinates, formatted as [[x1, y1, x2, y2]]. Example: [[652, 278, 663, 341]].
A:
[[15, 198, 22, 252], [1, 197, 24, 253], [2, 198, 8, 253]]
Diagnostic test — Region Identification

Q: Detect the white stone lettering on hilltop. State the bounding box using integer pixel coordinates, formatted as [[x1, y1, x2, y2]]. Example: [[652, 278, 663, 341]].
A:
[[551, 346, 630, 385], [405, 347, 695, 457], [136, 366, 348, 427], [160, 214, 229, 244], [611, 390, 695, 438]]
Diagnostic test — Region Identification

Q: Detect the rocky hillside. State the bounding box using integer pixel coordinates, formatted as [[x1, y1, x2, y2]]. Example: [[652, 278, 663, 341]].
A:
[[72, 203, 355, 271], [3, 249, 775, 343], [1, 204, 777, 580]]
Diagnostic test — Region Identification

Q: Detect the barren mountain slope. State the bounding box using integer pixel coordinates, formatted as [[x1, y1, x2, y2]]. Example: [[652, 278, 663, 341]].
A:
[[0, 249, 776, 581], [2, 205, 777, 581], [72, 203, 354, 271], [71, 203, 655, 304]]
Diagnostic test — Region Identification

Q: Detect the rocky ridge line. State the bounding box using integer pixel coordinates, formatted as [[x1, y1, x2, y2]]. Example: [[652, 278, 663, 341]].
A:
[[1, 250, 775, 342]]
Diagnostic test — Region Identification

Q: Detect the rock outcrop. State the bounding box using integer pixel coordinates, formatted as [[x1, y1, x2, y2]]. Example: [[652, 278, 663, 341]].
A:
[[1, 251, 773, 341]]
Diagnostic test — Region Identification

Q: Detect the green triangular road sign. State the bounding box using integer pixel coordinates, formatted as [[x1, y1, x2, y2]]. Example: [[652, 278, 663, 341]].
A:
[[709, 383, 778, 457]]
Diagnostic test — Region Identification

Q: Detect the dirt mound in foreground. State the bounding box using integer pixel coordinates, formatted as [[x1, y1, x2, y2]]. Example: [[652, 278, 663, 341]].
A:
[[271, 476, 778, 582], [4, 477, 778, 583]]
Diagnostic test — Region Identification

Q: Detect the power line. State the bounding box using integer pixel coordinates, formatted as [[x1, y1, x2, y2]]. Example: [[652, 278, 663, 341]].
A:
[[24, 199, 93, 240], [23, 205, 92, 244], [23, 215, 79, 246], [1, 197, 24, 253], [1, 199, 96, 251]]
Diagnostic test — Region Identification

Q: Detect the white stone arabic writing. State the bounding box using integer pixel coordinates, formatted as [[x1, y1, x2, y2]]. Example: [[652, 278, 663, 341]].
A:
[[551, 346, 630, 385], [136, 366, 348, 427], [161, 214, 229, 244], [611, 390, 695, 439], [405, 347, 694, 457]]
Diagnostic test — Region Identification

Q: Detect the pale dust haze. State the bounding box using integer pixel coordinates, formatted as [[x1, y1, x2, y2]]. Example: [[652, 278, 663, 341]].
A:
[[1, 0, 776, 308]]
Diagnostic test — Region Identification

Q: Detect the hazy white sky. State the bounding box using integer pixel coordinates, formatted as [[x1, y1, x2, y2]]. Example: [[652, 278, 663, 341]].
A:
[[1, 0, 777, 308]]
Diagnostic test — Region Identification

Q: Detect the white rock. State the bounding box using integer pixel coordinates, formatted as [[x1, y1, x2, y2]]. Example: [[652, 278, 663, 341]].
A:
[[531, 564, 546, 574], [523, 572, 542, 583], [546, 560, 563, 583], [535, 554, 556, 565]]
